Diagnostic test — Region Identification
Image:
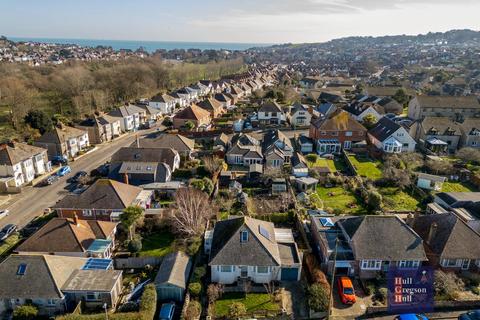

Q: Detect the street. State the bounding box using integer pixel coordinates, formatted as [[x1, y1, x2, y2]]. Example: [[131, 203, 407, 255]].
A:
[[0, 128, 158, 230]]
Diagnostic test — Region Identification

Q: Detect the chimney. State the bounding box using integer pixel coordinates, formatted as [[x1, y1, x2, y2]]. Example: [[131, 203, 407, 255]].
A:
[[136, 135, 140, 148], [73, 213, 79, 227], [406, 213, 414, 226], [123, 173, 129, 185], [427, 222, 438, 245]]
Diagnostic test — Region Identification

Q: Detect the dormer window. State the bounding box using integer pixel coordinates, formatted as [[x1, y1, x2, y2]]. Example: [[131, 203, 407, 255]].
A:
[[240, 231, 248, 242]]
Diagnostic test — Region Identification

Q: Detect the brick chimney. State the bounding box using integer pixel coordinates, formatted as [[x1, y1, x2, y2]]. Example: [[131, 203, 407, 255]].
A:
[[427, 222, 438, 245], [73, 213, 79, 226], [123, 173, 129, 185]]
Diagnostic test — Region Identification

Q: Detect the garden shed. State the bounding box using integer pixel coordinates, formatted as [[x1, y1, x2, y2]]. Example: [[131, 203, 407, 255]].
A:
[[154, 251, 191, 302]]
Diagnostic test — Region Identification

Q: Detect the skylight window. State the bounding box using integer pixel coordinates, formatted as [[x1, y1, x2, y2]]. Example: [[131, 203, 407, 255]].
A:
[[17, 263, 27, 275], [320, 217, 334, 227], [259, 225, 270, 240]]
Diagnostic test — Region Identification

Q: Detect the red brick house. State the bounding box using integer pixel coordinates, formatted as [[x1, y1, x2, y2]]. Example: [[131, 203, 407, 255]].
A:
[[309, 110, 367, 154]]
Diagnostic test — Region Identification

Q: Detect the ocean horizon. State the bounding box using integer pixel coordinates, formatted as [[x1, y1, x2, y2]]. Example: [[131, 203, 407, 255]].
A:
[[8, 36, 272, 52]]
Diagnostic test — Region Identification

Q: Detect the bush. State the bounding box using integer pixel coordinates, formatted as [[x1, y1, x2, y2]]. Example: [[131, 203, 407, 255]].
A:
[[374, 287, 388, 304], [193, 266, 206, 281], [207, 284, 224, 304], [462, 272, 480, 287], [307, 283, 330, 312], [189, 282, 202, 297], [13, 305, 38, 320], [305, 154, 318, 163], [435, 270, 464, 300], [127, 236, 143, 253], [228, 302, 247, 318], [186, 236, 202, 256], [184, 300, 201, 320]]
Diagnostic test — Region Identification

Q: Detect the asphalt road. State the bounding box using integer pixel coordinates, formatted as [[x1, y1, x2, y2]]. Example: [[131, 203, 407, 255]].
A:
[[0, 127, 159, 230]]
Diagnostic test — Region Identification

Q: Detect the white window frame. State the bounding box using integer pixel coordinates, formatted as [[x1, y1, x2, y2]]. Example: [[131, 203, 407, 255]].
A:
[[83, 209, 93, 217], [361, 260, 382, 270], [440, 258, 459, 267], [257, 266, 269, 274], [220, 265, 233, 273], [240, 231, 248, 242], [397, 260, 420, 269], [345, 131, 353, 137]]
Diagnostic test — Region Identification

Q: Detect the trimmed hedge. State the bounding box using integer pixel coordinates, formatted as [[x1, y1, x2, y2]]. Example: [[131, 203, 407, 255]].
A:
[[56, 284, 157, 320]]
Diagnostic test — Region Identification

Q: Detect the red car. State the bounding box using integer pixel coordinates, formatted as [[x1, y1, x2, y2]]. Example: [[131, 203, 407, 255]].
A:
[[337, 276, 356, 304]]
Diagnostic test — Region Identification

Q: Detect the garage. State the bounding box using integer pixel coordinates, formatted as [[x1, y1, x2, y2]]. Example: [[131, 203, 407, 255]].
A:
[[334, 261, 352, 276], [281, 267, 299, 281]]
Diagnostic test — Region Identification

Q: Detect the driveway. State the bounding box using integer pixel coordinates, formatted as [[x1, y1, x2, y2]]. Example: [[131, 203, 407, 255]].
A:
[[331, 278, 369, 320], [281, 281, 309, 319]]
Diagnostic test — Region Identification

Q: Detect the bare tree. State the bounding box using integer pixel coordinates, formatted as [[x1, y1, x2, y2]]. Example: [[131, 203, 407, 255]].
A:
[[202, 155, 224, 174], [169, 188, 214, 236]]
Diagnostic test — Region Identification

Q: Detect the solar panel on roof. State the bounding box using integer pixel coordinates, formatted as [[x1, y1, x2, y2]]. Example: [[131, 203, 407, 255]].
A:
[[82, 258, 113, 270], [259, 225, 270, 240], [320, 217, 334, 227]]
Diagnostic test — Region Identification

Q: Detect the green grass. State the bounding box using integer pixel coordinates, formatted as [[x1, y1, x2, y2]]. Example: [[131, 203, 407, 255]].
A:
[[307, 158, 337, 172], [316, 186, 367, 214], [214, 293, 281, 317], [379, 187, 420, 211], [441, 182, 476, 192], [348, 155, 383, 180], [218, 211, 229, 220], [139, 231, 175, 257]]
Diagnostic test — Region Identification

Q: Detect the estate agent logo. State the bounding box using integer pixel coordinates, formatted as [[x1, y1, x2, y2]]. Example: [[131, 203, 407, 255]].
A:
[[387, 266, 434, 313]]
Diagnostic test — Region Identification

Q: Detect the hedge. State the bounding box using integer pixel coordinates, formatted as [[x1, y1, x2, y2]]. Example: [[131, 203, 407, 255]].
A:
[[56, 284, 157, 320]]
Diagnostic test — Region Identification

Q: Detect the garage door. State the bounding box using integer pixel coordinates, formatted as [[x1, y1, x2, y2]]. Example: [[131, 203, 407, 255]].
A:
[[281, 267, 299, 281]]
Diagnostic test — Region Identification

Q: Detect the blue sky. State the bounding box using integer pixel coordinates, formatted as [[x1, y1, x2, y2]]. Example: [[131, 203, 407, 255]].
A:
[[1, 0, 480, 43]]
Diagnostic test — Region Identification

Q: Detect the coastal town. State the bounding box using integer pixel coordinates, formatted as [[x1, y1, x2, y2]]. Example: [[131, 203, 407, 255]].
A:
[[0, 30, 479, 320]]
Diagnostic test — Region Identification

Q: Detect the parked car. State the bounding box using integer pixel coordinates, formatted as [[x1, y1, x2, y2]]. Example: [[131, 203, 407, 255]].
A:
[[337, 276, 356, 304], [40, 175, 59, 186], [0, 224, 17, 241], [67, 171, 87, 183], [459, 310, 480, 320], [0, 210, 9, 220], [158, 303, 175, 320], [51, 155, 68, 165], [57, 166, 72, 177], [396, 314, 429, 320]]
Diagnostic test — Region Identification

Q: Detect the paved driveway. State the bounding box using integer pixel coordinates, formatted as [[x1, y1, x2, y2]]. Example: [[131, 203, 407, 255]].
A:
[[331, 279, 369, 320]]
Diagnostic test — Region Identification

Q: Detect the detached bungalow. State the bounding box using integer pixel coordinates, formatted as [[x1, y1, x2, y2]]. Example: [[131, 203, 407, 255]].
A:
[[208, 216, 302, 284], [53, 179, 152, 221]]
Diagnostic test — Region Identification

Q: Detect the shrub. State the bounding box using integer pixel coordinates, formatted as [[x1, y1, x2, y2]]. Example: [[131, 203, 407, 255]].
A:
[[307, 283, 330, 312], [202, 177, 214, 196], [462, 272, 480, 287], [127, 236, 143, 253], [375, 287, 388, 304], [434, 270, 464, 300], [207, 284, 224, 304], [305, 154, 318, 163], [184, 300, 201, 320], [186, 237, 202, 256], [228, 302, 247, 318], [13, 305, 38, 320], [189, 282, 202, 297], [193, 266, 206, 281]]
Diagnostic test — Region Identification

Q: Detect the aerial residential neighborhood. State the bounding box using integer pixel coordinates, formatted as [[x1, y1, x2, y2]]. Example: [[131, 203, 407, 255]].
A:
[[2, 4, 480, 319]]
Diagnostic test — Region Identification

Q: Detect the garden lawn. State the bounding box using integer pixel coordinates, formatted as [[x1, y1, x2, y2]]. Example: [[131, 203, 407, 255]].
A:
[[307, 158, 337, 173], [215, 293, 281, 317], [348, 155, 383, 180], [139, 231, 175, 257], [441, 181, 477, 192], [379, 187, 420, 211], [316, 186, 367, 214]]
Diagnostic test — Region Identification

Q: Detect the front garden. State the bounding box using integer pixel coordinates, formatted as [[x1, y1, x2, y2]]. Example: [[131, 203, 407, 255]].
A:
[[213, 292, 281, 318]]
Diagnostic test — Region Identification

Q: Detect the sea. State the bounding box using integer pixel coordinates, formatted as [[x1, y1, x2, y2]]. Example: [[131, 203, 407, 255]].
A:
[[9, 37, 271, 52]]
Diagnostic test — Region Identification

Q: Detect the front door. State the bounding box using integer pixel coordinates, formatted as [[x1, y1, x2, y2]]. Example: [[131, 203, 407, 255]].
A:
[[240, 266, 248, 278]]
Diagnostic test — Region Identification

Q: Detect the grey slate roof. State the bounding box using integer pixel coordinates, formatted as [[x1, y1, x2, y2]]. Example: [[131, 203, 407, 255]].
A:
[[259, 101, 283, 113], [111, 147, 178, 171], [154, 251, 191, 289], [337, 215, 427, 261], [0, 255, 86, 299], [136, 134, 194, 153], [411, 212, 480, 259], [209, 216, 281, 267], [368, 117, 402, 142]]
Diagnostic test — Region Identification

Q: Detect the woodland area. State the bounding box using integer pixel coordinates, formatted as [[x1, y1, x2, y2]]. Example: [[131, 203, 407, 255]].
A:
[[0, 56, 245, 141]]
